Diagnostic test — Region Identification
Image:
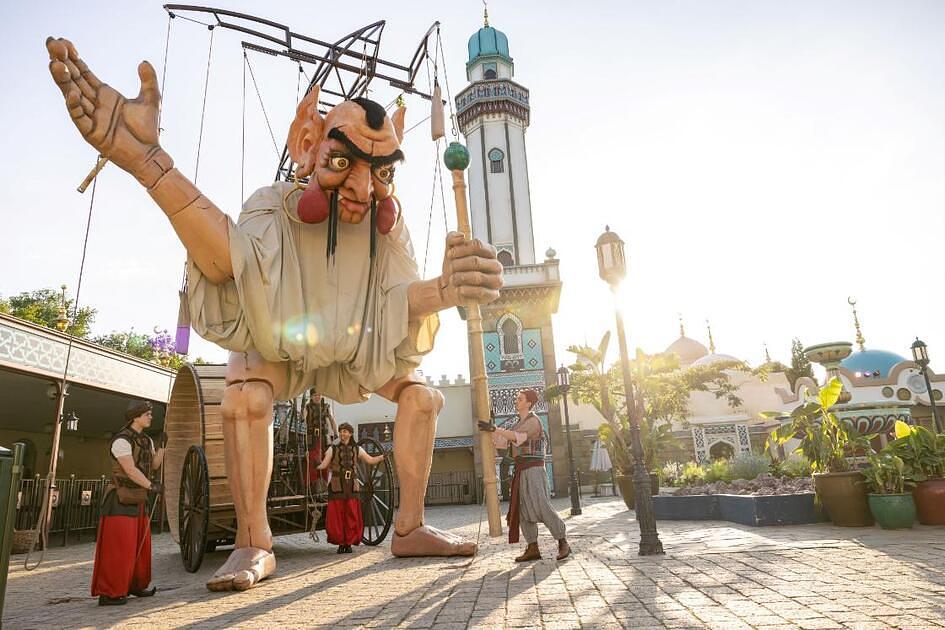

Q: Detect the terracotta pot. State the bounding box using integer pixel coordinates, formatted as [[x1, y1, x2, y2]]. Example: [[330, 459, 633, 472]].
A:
[[867, 493, 916, 530], [913, 478, 945, 525], [615, 473, 660, 510], [813, 471, 873, 527]]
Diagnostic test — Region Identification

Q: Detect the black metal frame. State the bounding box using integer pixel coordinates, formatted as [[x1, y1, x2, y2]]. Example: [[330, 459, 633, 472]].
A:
[[163, 5, 439, 181]]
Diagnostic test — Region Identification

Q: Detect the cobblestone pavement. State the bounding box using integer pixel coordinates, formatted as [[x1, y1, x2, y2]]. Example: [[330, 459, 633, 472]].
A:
[[4, 496, 945, 629]]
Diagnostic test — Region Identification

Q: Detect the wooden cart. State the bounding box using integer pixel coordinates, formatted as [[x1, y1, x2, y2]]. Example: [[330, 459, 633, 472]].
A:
[[163, 364, 394, 572]]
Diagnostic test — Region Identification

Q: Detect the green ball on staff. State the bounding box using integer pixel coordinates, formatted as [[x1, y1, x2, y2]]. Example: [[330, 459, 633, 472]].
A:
[[443, 141, 470, 171]]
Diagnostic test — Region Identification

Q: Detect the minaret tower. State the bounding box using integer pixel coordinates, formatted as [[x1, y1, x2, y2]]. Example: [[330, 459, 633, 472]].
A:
[[456, 8, 535, 266], [457, 10, 567, 497]]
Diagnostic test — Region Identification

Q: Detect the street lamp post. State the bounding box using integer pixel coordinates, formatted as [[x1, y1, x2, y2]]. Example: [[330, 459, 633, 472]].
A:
[[911, 338, 943, 433], [556, 365, 582, 516], [595, 226, 664, 556]]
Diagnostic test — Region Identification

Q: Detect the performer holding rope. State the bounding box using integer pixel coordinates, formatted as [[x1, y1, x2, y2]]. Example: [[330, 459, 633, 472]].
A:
[[479, 390, 571, 562], [91, 401, 166, 606]]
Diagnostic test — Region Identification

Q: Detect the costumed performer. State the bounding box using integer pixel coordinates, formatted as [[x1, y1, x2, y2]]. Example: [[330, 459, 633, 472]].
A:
[[479, 390, 571, 562], [91, 400, 165, 605], [316, 422, 385, 553]]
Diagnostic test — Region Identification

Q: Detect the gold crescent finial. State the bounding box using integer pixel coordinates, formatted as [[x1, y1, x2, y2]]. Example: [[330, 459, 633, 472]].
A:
[[678, 313, 685, 337], [848, 296, 865, 351], [764, 342, 772, 364], [706, 319, 716, 354], [483, 0, 489, 26]]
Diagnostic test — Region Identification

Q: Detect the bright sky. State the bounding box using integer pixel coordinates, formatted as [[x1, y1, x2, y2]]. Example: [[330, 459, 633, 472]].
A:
[[3, 1, 945, 382]]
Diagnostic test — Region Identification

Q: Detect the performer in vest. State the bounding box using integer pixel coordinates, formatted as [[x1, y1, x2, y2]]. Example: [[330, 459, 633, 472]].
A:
[[91, 400, 166, 605], [479, 390, 571, 562], [316, 422, 385, 553]]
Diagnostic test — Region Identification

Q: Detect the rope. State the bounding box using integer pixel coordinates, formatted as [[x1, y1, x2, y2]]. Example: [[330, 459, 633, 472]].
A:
[[241, 51, 247, 204], [158, 12, 174, 131], [421, 138, 440, 278], [435, 27, 459, 138], [244, 50, 282, 160], [24, 177, 99, 571], [193, 26, 215, 184]]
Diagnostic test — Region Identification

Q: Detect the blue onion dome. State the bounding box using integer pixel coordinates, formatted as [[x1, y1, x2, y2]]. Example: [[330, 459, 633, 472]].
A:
[[468, 26, 511, 63], [840, 349, 907, 378]]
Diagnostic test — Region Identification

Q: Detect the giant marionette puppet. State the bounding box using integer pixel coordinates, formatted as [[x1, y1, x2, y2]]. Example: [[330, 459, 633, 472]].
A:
[[46, 37, 502, 591]]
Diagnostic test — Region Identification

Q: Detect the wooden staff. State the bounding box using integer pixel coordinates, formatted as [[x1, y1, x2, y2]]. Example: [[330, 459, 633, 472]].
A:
[[444, 142, 502, 537]]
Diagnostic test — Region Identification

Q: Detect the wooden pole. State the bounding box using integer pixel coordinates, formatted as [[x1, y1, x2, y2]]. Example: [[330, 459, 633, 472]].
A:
[[447, 158, 502, 538]]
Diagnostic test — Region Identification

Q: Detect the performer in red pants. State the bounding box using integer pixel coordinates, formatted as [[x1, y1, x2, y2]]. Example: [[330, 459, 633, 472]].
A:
[[91, 401, 165, 605], [316, 423, 385, 553]]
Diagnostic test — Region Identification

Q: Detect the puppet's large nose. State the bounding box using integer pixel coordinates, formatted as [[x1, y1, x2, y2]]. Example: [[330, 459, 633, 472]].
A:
[[342, 162, 372, 202]]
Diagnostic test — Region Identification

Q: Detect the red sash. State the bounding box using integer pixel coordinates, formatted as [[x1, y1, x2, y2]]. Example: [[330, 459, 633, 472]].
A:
[[506, 458, 545, 543]]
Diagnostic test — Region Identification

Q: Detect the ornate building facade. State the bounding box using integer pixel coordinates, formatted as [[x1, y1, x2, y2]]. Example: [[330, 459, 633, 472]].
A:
[[457, 15, 567, 494]]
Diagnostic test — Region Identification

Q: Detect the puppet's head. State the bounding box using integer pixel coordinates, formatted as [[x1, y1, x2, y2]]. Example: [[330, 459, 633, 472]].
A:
[[287, 87, 405, 237]]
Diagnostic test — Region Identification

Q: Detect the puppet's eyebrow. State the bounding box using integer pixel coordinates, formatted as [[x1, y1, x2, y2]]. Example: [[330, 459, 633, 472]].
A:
[[328, 128, 403, 165]]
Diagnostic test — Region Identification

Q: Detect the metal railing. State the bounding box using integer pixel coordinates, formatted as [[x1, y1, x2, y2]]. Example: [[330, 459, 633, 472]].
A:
[[13, 476, 164, 548]]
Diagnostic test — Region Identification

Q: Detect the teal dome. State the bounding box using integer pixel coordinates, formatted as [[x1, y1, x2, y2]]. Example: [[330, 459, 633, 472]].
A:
[[468, 26, 510, 62], [841, 349, 907, 378]]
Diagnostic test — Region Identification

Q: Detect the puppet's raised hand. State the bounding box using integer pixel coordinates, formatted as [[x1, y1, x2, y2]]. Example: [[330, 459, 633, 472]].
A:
[[46, 37, 172, 188], [441, 232, 504, 306]]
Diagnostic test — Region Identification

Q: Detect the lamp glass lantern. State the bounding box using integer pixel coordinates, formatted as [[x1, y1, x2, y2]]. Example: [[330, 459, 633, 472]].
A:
[[912, 338, 929, 366], [595, 226, 626, 287], [556, 365, 570, 389]]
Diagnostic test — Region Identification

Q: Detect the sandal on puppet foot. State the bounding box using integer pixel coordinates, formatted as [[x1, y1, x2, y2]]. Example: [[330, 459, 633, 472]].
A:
[[206, 547, 275, 592], [391, 525, 477, 557], [232, 549, 276, 591]]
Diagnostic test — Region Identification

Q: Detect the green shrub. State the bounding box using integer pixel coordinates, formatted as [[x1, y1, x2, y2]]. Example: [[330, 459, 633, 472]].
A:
[[703, 459, 733, 483], [729, 453, 770, 480], [679, 461, 705, 486], [660, 462, 685, 487], [781, 455, 812, 478]]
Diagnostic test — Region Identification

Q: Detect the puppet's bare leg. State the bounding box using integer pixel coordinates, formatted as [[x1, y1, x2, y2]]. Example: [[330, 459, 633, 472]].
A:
[[375, 375, 476, 557], [206, 351, 285, 592]]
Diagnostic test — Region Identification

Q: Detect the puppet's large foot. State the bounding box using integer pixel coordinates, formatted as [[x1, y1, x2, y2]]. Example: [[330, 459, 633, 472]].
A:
[[391, 525, 477, 557], [206, 547, 276, 592]]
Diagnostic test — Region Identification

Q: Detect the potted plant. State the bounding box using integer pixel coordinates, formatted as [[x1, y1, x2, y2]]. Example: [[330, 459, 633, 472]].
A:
[[767, 378, 874, 526], [861, 449, 916, 529], [886, 420, 945, 525]]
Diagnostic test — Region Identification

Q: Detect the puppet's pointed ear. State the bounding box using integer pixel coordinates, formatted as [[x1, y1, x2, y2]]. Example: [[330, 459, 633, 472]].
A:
[[391, 105, 406, 142], [287, 86, 324, 178]]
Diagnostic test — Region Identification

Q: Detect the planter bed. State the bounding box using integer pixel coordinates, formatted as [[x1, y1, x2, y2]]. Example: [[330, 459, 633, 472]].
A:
[[653, 492, 826, 526]]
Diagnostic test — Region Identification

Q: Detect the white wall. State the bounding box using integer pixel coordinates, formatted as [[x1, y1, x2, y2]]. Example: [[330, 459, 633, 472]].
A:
[[332, 377, 474, 438]]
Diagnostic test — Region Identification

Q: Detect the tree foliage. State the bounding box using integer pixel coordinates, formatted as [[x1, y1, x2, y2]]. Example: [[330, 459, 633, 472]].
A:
[[785, 337, 814, 388], [0, 288, 96, 337], [91, 328, 185, 370], [546, 331, 748, 475]]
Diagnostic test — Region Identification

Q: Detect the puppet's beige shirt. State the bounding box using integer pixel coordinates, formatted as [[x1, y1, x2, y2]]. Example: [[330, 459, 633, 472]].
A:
[[187, 182, 438, 403]]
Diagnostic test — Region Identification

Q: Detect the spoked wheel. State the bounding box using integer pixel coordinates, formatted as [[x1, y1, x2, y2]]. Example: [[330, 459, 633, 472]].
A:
[[179, 445, 210, 572], [357, 437, 394, 545]]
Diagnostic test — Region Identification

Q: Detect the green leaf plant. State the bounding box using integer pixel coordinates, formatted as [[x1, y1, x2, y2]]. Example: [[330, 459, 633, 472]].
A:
[[885, 420, 945, 481], [765, 377, 872, 474]]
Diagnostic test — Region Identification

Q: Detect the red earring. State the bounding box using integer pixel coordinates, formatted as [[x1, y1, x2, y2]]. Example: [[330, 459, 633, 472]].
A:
[[376, 195, 399, 234], [297, 179, 330, 224]]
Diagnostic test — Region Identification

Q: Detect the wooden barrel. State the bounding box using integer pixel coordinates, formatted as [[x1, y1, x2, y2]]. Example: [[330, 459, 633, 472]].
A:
[[164, 363, 233, 543]]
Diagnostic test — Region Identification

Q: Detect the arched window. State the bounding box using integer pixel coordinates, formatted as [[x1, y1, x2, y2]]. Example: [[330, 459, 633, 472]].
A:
[[501, 318, 520, 355], [482, 62, 498, 80], [489, 148, 505, 174], [497, 249, 514, 267], [484, 68, 497, 79]]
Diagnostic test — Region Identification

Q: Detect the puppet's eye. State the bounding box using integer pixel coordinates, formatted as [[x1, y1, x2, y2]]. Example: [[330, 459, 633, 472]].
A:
[[328, 155, 351, 171], [373, 165, 395, 184]]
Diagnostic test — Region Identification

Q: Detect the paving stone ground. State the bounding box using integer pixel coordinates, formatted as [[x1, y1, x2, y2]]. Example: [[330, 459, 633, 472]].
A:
[[4, 496, 945, 629]]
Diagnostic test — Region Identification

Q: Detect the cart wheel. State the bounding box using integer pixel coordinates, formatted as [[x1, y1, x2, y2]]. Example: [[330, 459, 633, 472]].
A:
[[357, 437, 394, 545], [179, 445, 210, 572]]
